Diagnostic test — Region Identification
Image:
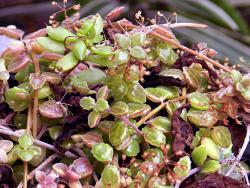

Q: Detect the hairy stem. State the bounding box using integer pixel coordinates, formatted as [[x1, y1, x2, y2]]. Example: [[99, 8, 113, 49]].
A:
[[226, 125, 250, 176], [174, 167, 200, 188]]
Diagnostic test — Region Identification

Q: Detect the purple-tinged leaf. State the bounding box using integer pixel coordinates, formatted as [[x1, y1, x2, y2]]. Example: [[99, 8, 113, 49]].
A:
[[8, 55, 31, 73], [39, 100, 64, 119], [29, 73, 46, 90], [70, 157, 93, 178], [40, 52, 63, 61], [52, 163, 68, 177]]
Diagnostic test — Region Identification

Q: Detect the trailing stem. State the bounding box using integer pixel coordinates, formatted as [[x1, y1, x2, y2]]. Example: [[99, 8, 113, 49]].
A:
[[137, 95, 187, 127], [30, 52, 41, 139], [0, 128, 77, 158], [120, 116, 143, 136], [226, 125, 250, 176], [174, 167, 200, 188], [28, 153, 59, 180]]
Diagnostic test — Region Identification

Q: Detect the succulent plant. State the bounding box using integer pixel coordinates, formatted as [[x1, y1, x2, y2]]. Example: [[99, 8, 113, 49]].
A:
[[0, 1, 249, 187]]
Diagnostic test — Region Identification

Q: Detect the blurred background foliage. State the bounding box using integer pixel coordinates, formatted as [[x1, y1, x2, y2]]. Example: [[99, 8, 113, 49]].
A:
[[0, 0, 250, 67]]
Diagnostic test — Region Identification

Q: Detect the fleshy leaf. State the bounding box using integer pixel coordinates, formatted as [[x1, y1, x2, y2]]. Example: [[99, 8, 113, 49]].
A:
[[70, 157, 93, 178], [130, 46, 146, 59], [187, 108, 218, 127], [109, 121, 128, 146], [201, 160, 221, 174], [211, 126, 232, 148], [191, 145, 207, 166], [93, 98, 109, 112], [111, 101, 129, 116], [74, 68, 106, 85], [56, 52, 79, 72], [79, 97, 95, 111], [101, 165, 120, 187], [88, 111, 101, 128], [173, 156, 191, 178], [92, 143, 113, 162], [18, 133, 33, 150], [142, 127, 166, 147], [37, 37, 65, 54], [130, 32, 146, 46], [115, 34, 131, 50], [46, 26, 76, 42], [201, 137, 220, 160], [72, 39, 87, 61], [39, 100, 64, 119], [5, 87, 30, 112], [29, 73, 46, 90], [17, 149, 34, 162], [126, 83, 146, 104]]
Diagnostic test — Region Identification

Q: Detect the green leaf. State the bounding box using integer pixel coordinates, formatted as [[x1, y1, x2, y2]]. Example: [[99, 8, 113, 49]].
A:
[[75, 68, 106, 85], [187, 108, 218, 127], [28, 146, 42, 156], [5, 87, 30, 112], [48, 126, 62, 140], [130, 46, 147, 59], [56, 52, 79, 72], [150, 116, 171, 133], [130, 32, 146, 46], [188, 92, 210, 110], [90, 46, 113, 57], [93, 98, 109, 112], [70, 77, 89, 94], [101, 165, 120, 187], [156, 43, 178, 65], [72, 39, 87, 61], [115, 34, 131, 50], [114, 50, 130, 65], [126, 83, 146, 104], [124, 140, 140, 157], [211, 126, 232, 148], [191, 145, 207, 166], [85, 55, 113, 67], [96, 86, 109, 100], [18, 133, 33, 150], [93, 13, 104, 35], [92, 143, 113, 162], [201, 137, 220, 160], [110, 80, 128, 100], [37, 37, 65, 54], [17, 149, 34, 162], [80, 97, 96, 110], [173, 156, 191, 178], [142, 127, 166, 147], [46, 26, 76, 42], [145, 86, 179, 103], [201, 160, 221, 174], [109, 121, 128, 146], [111, 101, 129, 116], [88, 111, 101, 128], [128, 103, 151, 118]]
